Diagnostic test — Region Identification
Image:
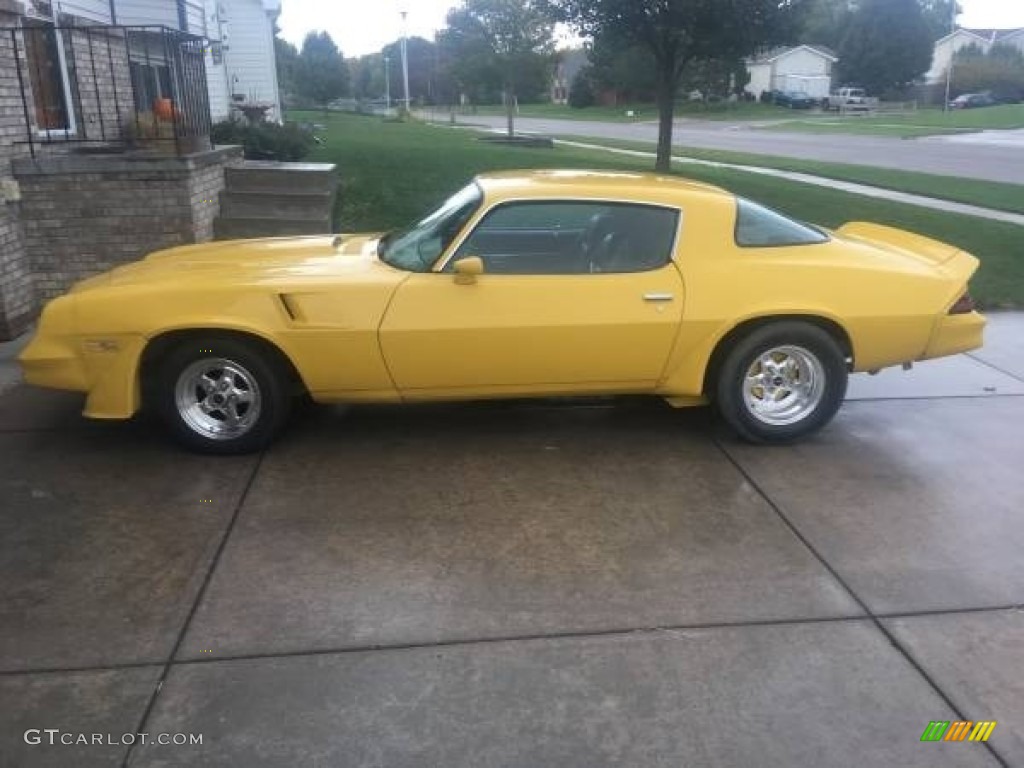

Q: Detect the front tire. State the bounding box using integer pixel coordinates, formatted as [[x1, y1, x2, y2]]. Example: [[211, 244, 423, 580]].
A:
[[155, 338, 291, 454], [715, 322, 847, 444]]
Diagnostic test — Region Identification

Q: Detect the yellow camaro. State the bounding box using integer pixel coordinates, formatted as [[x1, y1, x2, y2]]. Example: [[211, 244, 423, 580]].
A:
[[20, 170, 984, 454]]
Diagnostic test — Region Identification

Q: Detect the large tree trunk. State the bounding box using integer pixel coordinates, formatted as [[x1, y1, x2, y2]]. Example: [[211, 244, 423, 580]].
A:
[[655, 76, 677, 173]]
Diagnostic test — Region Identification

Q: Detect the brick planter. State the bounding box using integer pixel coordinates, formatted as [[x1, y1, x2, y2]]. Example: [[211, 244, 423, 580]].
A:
[[10, 146, 241, 306]]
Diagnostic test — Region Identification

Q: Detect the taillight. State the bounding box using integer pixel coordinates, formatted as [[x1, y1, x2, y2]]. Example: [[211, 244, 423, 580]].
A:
[[949, 292, 975, 315]]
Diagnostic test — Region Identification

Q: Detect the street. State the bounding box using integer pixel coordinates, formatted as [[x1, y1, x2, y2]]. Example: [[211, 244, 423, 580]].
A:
[[443, 113, 1024, 185]]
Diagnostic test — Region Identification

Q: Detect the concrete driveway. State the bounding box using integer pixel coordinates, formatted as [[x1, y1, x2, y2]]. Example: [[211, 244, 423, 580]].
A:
[[1, 314, 1023, 767], [444, 114, 1024, 185]]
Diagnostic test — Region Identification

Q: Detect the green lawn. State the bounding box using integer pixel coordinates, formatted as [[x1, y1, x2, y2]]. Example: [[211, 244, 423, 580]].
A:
[[442, 101, 797, 123], [756, 104, 1024, 138], [555, 135, 1024, 215], [295, 111, 1023, 308]]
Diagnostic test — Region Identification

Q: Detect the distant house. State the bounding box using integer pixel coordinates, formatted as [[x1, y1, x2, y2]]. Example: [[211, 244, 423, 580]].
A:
[[745, 45, 838, 99], [204, 0, 283, 122], [925, 27, 1024, 84]]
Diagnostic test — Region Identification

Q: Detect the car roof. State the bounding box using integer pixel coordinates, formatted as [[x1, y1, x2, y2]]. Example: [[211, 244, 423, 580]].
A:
[[474, 169, 733, 209]]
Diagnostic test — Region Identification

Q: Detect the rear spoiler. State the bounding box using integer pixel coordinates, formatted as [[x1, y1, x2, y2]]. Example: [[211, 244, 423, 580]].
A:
[[836, 222, 961, 266], [837, 222, 979, 288]]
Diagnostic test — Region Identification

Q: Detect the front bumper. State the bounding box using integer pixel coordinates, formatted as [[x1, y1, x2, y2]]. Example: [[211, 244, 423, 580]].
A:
[[19, 331, 146, 419]]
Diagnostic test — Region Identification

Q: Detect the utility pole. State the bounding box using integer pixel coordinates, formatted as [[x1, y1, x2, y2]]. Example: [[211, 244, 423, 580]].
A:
[[943, 0, 957, 112], [400, 9, 411, 115], [384, 55, 391, 113]]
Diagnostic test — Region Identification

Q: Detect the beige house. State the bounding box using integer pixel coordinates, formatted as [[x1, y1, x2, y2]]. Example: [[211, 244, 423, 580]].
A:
[[745, 45, 838, 100], [925, 27, 1024, 84]]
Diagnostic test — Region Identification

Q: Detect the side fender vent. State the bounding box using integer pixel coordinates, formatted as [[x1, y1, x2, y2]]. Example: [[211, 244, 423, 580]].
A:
[[278, 294, 306, 323]]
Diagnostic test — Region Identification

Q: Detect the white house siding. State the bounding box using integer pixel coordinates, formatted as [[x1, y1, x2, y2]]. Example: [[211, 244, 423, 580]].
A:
[[206, 0, 281, 121], [926, 31, 988, 83], [774, 49, 832, 97], [1000, 30, 1024, 54], [55, 0, 112, 23], [203, 0, 230, 120], [745, 47, 834, 99], [114, 0, 205, 33], [926, 29, 1024, 83], [747, 63, 772, 97]]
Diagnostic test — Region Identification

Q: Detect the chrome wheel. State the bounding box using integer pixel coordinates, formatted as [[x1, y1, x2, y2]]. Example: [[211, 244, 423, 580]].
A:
[[174, 358, 262, 441], [742, 345, 825, 426]]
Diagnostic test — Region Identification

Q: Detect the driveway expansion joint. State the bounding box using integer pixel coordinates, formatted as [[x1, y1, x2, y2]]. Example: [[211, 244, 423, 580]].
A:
[[712, 435, 1012, 768], [5, 603, 1021, 679], [119, 450, 267, 768], [965, 352, 1024, 385]]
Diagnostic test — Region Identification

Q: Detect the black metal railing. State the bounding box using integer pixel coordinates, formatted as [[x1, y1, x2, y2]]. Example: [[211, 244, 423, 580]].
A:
[[3, 23, 212, 157]]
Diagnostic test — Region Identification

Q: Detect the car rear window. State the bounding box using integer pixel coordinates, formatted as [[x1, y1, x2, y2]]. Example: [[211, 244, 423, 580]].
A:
[[734, 198, 829, 248]]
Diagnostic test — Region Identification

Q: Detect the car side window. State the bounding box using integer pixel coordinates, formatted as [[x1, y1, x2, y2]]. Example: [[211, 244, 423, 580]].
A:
[[447, 201, 680, 274], [734, 198, 828, 248]]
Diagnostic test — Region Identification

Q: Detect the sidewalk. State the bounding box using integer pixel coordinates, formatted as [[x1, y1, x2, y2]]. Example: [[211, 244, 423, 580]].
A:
[[555, 138, 1024, 226], [0, 332, 29, 396]]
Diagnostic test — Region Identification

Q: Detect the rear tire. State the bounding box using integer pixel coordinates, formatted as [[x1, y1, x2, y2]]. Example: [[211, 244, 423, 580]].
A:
[[155, 337, 291, 455], [715, 322, 847, 444]]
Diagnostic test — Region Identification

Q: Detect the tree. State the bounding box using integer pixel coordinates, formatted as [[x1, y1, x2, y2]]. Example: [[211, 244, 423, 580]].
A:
[[381, 37, 442, 107], [438, 0, 555, 136], [295, 31, 350, 110], [548, 0, 800, 171], [680, 57, 749, 101], [587, 32, 658, 103], [800, 0, 853, 49], [919, 0, 961, 44], [274, 37, 299, 107], [837, 0, 932, 96], [568, 67, 596, 108], [952, 43, 1024, 102]]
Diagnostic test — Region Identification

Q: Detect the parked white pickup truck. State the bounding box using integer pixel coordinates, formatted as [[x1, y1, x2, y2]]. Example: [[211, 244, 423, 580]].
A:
[[822, 87, 876, 112]]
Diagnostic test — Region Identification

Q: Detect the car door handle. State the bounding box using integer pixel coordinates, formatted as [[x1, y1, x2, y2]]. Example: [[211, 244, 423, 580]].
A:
[[643, 293, 675, 303]]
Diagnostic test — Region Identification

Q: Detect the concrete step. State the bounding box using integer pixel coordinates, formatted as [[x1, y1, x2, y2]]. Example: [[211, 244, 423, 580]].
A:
[[225, 161, 338, 194], [219, 190, 334, 220], [213, 216, 331, 240]]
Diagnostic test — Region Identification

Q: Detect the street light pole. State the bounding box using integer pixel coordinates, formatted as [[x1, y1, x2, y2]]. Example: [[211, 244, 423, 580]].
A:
[[400, 9, 411, 114], [384, 55, 391, 113]]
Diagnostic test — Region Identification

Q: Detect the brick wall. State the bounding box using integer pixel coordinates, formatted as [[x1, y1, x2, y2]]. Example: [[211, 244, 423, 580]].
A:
[[13, 147, 239, 303], [188, 161, 226, 243], [64, 26, 135, 145], [0, 7, 234, 341], [0, 2, 34, 339]]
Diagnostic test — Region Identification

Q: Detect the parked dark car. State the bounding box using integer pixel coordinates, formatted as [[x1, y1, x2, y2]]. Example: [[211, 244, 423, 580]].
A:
[[772, 90, 817, 109], [949, 93, 997, 109]]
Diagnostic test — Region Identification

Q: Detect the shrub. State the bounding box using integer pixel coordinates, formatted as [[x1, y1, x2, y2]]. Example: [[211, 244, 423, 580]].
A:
[[568, 69, 596, 109], [210, 116, 314, 161]]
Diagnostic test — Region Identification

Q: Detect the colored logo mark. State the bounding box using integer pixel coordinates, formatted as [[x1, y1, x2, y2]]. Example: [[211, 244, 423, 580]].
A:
[[921, 721, 997, 742]]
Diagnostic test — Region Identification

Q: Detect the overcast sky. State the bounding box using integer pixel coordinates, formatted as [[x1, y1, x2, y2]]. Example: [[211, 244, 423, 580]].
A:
[[278, 0, 1024, 58]]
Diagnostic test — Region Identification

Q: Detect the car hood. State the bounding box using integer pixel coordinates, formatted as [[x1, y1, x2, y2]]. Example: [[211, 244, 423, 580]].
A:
[[70, 234, 394, 292]]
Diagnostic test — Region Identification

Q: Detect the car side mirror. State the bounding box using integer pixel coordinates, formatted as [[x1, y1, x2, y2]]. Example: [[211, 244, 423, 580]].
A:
[[453, 256, 484, 285]]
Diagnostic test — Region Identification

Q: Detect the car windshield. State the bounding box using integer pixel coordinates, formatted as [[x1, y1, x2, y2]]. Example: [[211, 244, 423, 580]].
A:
[[379, 183, 482, 272]]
